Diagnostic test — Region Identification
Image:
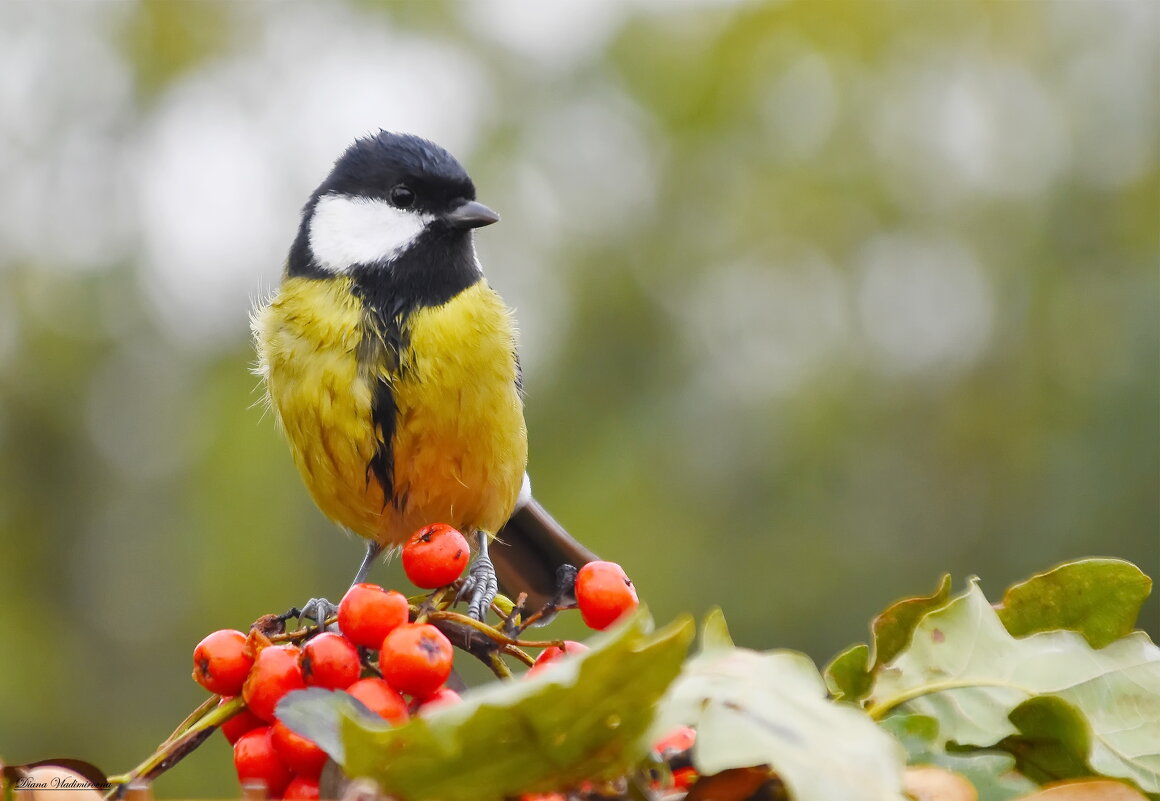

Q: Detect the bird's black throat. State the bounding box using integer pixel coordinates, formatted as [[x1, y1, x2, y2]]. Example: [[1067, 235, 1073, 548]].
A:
[[348, 227, 482, 337]]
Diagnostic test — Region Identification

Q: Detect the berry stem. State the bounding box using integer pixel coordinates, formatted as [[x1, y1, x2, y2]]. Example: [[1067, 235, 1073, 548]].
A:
[[421, 610, 555, 676], [427, 609, 570, 650], [501, 644, 536, 668], [494, 594, 523, 635], [516, 606, 551, 631], [413, 585, 457, 625], [424, 617, 519, 680], [106, 696, 245, 794], [158, 694, 220, 748], [271, 616, 337, 644], [486, 651, 514, 680]]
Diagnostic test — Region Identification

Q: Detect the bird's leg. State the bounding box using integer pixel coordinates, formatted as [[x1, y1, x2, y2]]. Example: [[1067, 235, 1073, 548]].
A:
[[296, 541, 385, 630], [517, 563, 579, 631], [351, 540, 385, 587], [458, 530, 499, 621]]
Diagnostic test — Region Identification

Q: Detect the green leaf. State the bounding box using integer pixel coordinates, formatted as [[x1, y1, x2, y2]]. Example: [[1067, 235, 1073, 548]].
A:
[[285, 610, 693, 801], [653, 629, 909, 801], [996, 559, 1153, 648], [825, 643, 872, 701], [872, 574, 954, 668], [866, 580, 1160, 793], [824, 574, 952, 703], [1001, 695, 1096, 785], [277, 688, 384, 765], [698, 606, 735, 653], [880, 713, 1036, 801]]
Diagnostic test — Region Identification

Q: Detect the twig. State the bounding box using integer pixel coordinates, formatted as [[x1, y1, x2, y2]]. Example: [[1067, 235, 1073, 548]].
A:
[[106, 696, 244, 794], [158, 694, 219, 749], [427, 609, 566, 650]]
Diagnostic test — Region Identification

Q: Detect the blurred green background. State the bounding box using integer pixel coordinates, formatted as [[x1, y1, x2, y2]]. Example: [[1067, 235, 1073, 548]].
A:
[[1, 0, 1156, 795]]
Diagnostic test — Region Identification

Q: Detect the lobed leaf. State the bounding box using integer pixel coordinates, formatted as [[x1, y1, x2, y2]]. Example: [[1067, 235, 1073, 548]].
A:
[[867, 581, 1160, 793], [698, 606, 735, 653], [824, 574, 953, 702], [873, 573, 954, 667], [655, 614, 909, 801], [996, 559, 1152, 648], [880, 713, 1036, 801], [825, 642, 872, 701], [1002, 696, 1096, 786], [285, 610, 693, 801]]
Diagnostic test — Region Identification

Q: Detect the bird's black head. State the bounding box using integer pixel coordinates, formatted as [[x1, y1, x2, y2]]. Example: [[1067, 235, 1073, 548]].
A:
[[288, 131, 499, 281], [320, 132, 475, 215]]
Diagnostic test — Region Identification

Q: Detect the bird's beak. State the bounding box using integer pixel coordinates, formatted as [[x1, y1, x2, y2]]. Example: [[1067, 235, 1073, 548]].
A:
[[444, 200, 500, 230]]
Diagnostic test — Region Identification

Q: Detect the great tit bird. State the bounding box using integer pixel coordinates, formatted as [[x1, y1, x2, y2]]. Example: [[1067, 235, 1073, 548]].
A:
[[252, 131, 595, 617]]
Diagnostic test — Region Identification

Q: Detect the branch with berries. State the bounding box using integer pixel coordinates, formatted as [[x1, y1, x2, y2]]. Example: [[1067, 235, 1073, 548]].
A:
[[10, 551, 1154, 801], [105, 524, 647, 801]]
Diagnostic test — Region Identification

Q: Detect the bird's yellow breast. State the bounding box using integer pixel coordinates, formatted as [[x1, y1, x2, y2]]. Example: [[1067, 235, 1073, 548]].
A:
[[253, 275, 527, 546]]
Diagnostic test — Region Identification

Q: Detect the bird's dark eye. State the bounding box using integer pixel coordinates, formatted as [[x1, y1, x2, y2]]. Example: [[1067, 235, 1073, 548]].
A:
[[389, 185, 415, 209]]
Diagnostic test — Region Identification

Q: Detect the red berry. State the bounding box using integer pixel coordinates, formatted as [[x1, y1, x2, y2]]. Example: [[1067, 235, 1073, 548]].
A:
[[380, 623, 454, 698], [233, 726, 291, 798], [415, 686, 461, 714], [653, 725, 696, 757], [270, 720, 328, 779], [219, 697, 264, 744], [283, 776, 320, 800], [528, 641, 589, 676], [242, 644, 307, 722], [575, 561, 639, 630], [346, 677, 409, 726], [301, 632, 361, 690], [193, 629, 253, 696], [337, 583, 410, 648], [671, 767, 698, 791], [401, 523, 470, 589]]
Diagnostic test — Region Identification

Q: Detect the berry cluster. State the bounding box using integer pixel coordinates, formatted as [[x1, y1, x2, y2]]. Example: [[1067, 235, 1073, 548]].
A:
[[186, 524, 641, 799], [194, 585, 458, 799]]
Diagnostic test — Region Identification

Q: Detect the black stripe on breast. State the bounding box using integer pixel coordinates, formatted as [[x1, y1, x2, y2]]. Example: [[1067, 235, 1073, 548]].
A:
[[350, 228, 483, 507]]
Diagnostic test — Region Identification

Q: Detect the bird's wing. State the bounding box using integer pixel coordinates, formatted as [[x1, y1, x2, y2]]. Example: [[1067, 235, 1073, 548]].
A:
[[492, 496, 599, 610]]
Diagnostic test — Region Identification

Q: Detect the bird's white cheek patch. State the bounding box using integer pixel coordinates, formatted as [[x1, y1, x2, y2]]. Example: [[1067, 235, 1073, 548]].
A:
[[308, 193, 430, 273]]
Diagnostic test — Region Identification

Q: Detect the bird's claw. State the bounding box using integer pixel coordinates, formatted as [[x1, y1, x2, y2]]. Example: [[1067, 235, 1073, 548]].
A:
[[298, 597, 340, 630], [457, 532, 499, 620]]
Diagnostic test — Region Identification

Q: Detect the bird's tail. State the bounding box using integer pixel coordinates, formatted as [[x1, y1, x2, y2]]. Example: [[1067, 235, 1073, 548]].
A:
[[491, 493, 598, 610]]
